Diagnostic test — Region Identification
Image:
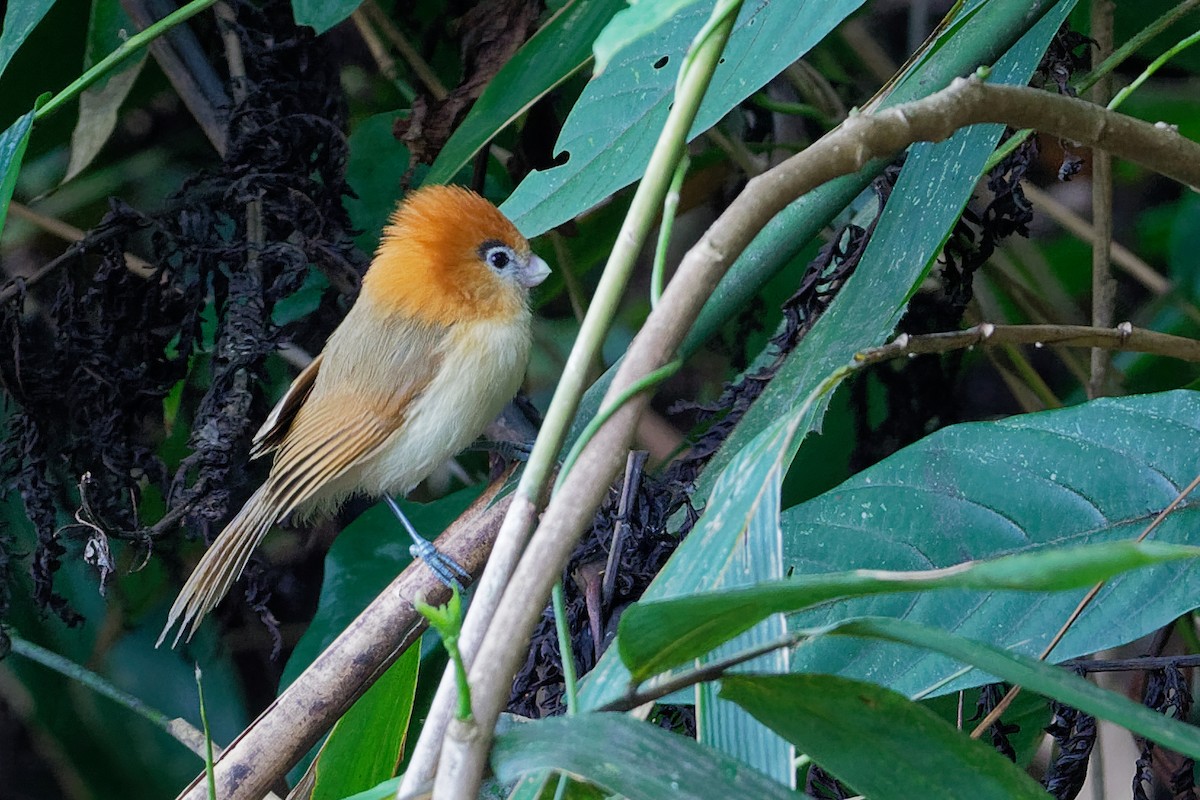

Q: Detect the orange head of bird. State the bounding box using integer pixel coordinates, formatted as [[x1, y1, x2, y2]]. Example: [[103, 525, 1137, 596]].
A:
[[362, 185, 550, 325]]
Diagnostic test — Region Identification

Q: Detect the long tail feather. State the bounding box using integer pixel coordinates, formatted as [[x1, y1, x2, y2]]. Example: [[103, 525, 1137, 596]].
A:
[[157, 485, 279, 648]]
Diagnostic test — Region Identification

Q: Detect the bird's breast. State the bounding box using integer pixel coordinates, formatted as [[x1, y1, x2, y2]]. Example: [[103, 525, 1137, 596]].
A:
[[353, 313, 533, 497]]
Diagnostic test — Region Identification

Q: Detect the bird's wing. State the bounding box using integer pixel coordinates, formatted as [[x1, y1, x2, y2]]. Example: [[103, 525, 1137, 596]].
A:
[[250, 352, 325, 459], [258, 316, 448, 517], [159, 363, 435, 647]]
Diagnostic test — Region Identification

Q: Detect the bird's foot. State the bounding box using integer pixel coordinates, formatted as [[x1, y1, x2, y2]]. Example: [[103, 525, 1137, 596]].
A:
[[408, 536, 471, 591], [472, 438, 533, 462], [384, 495, 470, 590]]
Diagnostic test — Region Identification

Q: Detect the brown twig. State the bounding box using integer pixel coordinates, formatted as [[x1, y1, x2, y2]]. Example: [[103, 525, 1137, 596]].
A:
[[1088, 0, 1117, 399], [363, 0, 449, 101], [852, 322, 1200, 366]]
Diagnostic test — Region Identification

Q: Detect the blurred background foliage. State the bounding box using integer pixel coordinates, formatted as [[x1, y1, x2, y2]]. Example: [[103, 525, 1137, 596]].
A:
[[1, 0, 1200, 797]]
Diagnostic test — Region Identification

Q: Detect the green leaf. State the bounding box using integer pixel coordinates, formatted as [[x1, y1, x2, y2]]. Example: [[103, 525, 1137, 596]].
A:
[[0, 106, 36, 237], [337, 776, 400, 800], [425, 0, 624, 187], [691, 404, 792, 782], [592, 0, 705, 73], [64, 0, 147, 181], [783, 390, 1200, 697], [501, 0, 867, 237], [0, 0, 55, 81], [721, 674, 1051, 800], [307, 642, 420, 800], [490, 713, 808, 800], [820, 617, 1200, 760], [291, 0, 362, 35], [344, 113, 422, 254], [619, 541, 1200, 681]]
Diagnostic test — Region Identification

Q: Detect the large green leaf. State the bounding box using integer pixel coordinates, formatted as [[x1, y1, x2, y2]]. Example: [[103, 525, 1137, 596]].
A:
[[64, 0, 148, 181], [425, 0, 624, 187], [576, 0, 1073, 712], [783, 390, 1200, 698], [501, 0, 867, 237], [307, 642, 420, 800], [0, 105, 36, 237], [490, 713, 808, 800], [817, 617, 1200, 759], [0, 0, 55, 81], [721, 674, 1051, 800]]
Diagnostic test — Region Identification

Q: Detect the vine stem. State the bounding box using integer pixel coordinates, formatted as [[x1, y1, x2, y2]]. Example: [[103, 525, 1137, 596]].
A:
[[399, 4, 746, 796], [35, 0, 219, 121]]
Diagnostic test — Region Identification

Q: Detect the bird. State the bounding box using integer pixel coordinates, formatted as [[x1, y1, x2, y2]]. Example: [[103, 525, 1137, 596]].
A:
[[157, 185, 550, 647]]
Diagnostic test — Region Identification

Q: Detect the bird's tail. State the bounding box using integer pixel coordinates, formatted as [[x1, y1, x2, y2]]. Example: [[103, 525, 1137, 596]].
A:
[[157, 485, 279, 648]]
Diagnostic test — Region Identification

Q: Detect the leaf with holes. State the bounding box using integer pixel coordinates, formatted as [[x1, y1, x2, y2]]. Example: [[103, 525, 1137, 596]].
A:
[[425, 0, 624, 187], [502, 0, 867, 236]]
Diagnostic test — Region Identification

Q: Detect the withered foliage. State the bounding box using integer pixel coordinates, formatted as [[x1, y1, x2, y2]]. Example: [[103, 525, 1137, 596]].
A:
[[0, 0, 362, 636], [971, 683, 1023, 762], [1134, 664, 1196, 800], [1043, 696, 1097, 800], [395, 0, 540, 172]]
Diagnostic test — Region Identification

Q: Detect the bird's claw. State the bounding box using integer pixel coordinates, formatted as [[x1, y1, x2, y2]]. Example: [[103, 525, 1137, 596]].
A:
[[409, 537, 471, 591], [473, 438, 534, 462]]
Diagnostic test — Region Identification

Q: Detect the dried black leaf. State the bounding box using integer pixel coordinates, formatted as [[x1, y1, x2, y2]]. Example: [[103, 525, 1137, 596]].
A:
[[806, 764, 853, 800], [1043, 700, 1096, 800], [0, 0, 364, 632]]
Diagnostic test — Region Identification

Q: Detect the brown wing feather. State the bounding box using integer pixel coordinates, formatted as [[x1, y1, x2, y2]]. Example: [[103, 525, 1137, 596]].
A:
[[250, 353, 325, 459], [157, 409, 401, 646], [158, 314, 449, 647]]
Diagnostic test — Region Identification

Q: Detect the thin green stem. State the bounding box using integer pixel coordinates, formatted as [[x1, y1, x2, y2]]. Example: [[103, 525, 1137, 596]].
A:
[[512, 0, 742, 504], [9, 634, 206, 755], [551, 582, 579, 715], [196, 666, 216, 800], [1109, 29, 1200, 110], [1080, 0, 1200, 95], [652, 154, 690, 309], [555, 359, 682, 492], [415, 590, 474, 721], [35, 0, 219, 120], [748, 91, 834, 125]]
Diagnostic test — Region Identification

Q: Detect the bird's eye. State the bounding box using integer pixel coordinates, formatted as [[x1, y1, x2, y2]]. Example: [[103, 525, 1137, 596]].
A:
[[481, 243, 515, 272]]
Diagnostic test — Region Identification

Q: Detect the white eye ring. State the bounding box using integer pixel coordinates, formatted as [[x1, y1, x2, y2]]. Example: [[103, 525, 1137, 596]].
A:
[[482, 244, 516, 272]]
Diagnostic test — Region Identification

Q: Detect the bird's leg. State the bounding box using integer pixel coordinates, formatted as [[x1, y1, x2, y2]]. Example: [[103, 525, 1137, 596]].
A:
[[475, 399, 539, 462], [383, 496, 471, 590]]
